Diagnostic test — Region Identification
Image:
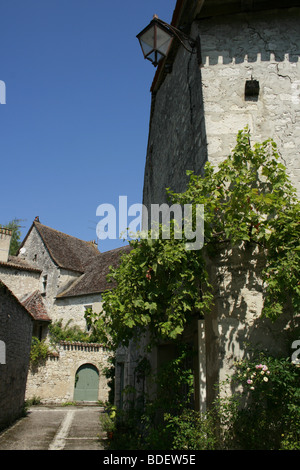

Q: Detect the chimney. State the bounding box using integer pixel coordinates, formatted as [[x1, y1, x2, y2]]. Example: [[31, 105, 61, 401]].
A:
[[0, 228, 12, 263]]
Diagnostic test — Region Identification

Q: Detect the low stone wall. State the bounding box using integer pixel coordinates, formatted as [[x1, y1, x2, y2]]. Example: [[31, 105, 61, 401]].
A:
[[26, 341, 112, 404]]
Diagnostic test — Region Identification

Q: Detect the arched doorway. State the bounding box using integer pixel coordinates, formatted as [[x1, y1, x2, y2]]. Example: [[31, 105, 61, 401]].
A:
[[73, 363, 99, 401]]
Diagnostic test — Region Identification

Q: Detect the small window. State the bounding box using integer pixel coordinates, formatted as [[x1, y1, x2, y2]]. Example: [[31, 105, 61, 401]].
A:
[[245, 79, 259, 101], [42, 275, 47, 295]]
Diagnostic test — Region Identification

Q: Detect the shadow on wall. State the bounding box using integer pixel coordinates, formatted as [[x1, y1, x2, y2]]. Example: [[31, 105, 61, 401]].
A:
[[205, 244, 298, 404], [142, 48, 208, 213]]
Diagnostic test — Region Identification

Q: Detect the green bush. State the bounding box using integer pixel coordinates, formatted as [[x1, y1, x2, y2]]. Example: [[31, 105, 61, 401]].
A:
[[165, 409, 218, 450], [231, 353, 300, 450], [30, 337, 49, 364], [107, 351, 300, 450]]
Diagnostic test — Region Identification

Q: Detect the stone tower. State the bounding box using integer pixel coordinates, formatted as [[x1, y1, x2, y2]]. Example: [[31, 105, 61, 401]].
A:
[[136, 0, 300, 411], [142, 0, 300, 210]]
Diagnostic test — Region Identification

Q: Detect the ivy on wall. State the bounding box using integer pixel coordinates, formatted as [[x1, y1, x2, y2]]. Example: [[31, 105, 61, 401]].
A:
[[86, 128, 300, 351]]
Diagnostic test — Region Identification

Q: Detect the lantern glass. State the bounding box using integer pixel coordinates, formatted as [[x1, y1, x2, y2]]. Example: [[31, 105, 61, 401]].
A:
[[137, 18, 174, 66]]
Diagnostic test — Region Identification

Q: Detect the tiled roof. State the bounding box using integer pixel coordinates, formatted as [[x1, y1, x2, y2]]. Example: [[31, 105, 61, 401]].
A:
[[33, 221, 99, 273], [20, 219, 132, 299], [22, 290, 51, 322], [0, 255, 41, 273], [57, 244, 132, 298]]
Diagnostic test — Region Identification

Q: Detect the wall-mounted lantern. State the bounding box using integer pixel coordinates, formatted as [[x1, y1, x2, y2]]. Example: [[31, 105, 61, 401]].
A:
[[136, 15, 202, 67]]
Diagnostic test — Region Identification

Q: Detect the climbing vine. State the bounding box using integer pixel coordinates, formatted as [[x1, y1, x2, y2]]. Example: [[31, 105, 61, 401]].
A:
[[86, 128, 300, 350], [30, 337, 49, 365]]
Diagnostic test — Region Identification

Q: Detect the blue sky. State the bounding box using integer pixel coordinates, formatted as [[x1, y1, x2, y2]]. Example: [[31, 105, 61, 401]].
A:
[[0, 0, 176, 252]]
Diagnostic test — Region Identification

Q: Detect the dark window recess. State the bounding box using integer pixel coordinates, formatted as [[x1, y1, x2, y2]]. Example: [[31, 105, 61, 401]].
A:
[[245, 79, 260, 100], [42, 275, 47, 295]]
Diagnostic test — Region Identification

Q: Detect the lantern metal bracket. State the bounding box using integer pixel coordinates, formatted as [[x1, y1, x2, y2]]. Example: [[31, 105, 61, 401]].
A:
[[153, 16, 202, 66], [137, 15, 203, 67]]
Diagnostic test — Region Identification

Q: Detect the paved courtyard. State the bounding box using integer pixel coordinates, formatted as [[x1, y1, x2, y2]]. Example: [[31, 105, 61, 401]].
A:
[[0, 405, 105, 450]]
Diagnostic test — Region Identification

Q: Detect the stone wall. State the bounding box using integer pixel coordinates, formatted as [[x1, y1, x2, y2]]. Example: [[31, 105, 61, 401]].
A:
[[199, 8, 300, 193], [19, 225, 103, 328], [0, 282, 33, 429], [138, 6, 300, 412], [0, 266, 40, 301], [26, 341, 112, 404], [204, 245, 297, 407], [143, 8, 300, 211], [54, 293, 103, 331], [19, 225, 81, 321], [142, 45, 207, 212], [16, 225, 112, 403]]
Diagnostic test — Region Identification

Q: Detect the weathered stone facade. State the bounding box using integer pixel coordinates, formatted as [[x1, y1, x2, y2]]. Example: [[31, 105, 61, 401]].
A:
[[0, 220, 129, 406], [27, 342, 111, 404], [18, 222, 115, 403], [0, 263, 41, 301], [0, 282, 33, 429], [143, 4, 300, 210], [119, 0, 300, 412], [200, 8, 300, 191]]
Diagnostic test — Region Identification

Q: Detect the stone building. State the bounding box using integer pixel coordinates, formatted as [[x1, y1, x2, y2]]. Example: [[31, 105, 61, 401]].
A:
[[0, 280, 33, 430], [115, 0, 300, 411], [0, 219, 129, 404]]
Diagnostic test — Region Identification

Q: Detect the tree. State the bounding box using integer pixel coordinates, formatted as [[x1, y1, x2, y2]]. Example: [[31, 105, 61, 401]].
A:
[[86, 128, 300, 350]]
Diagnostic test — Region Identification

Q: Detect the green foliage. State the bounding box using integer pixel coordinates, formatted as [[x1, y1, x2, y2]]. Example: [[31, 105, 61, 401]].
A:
[[48, 318, 103, 345], [153, 344, 195, 414], [164, 409, 218, 450], [84, 308, 111, 345], [49, 320, 89, 343], [100, 405, 117, 433], [231, 353, 300, 449], [89, 128, 299, 353], [93, 129, 300, 450], [30, 337, 49, 364], [99, 234, 212, 350], [25, 396, 41, 407], [106, 345, 197, 450], [105, 346, 300, 450], [170, 128, 300, 320]]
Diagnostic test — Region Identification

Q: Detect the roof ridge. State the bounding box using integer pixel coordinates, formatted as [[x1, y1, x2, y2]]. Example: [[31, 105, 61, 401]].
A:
[[34, 221, 96, 246], [33, 221, 99, 273]]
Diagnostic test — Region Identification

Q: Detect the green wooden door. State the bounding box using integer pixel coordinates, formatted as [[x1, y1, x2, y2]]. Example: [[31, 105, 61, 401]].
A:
[[74, 364, 99, 401]]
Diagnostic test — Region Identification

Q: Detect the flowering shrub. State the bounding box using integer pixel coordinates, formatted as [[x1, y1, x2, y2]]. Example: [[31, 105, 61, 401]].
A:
[[244, 362, 271, 390], [232, 353, 300, 449]]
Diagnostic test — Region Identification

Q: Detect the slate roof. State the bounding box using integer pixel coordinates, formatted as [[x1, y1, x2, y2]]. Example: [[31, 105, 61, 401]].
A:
[[19, 220, 132, 299], [0, 255, 41, 273], [57, 244, 132, 298], [25, 221, 100, 273], [22, 290, 51, 322]]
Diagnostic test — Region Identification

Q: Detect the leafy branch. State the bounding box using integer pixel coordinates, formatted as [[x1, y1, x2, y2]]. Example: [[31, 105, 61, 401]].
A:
[[86, 128, 299, 350]]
